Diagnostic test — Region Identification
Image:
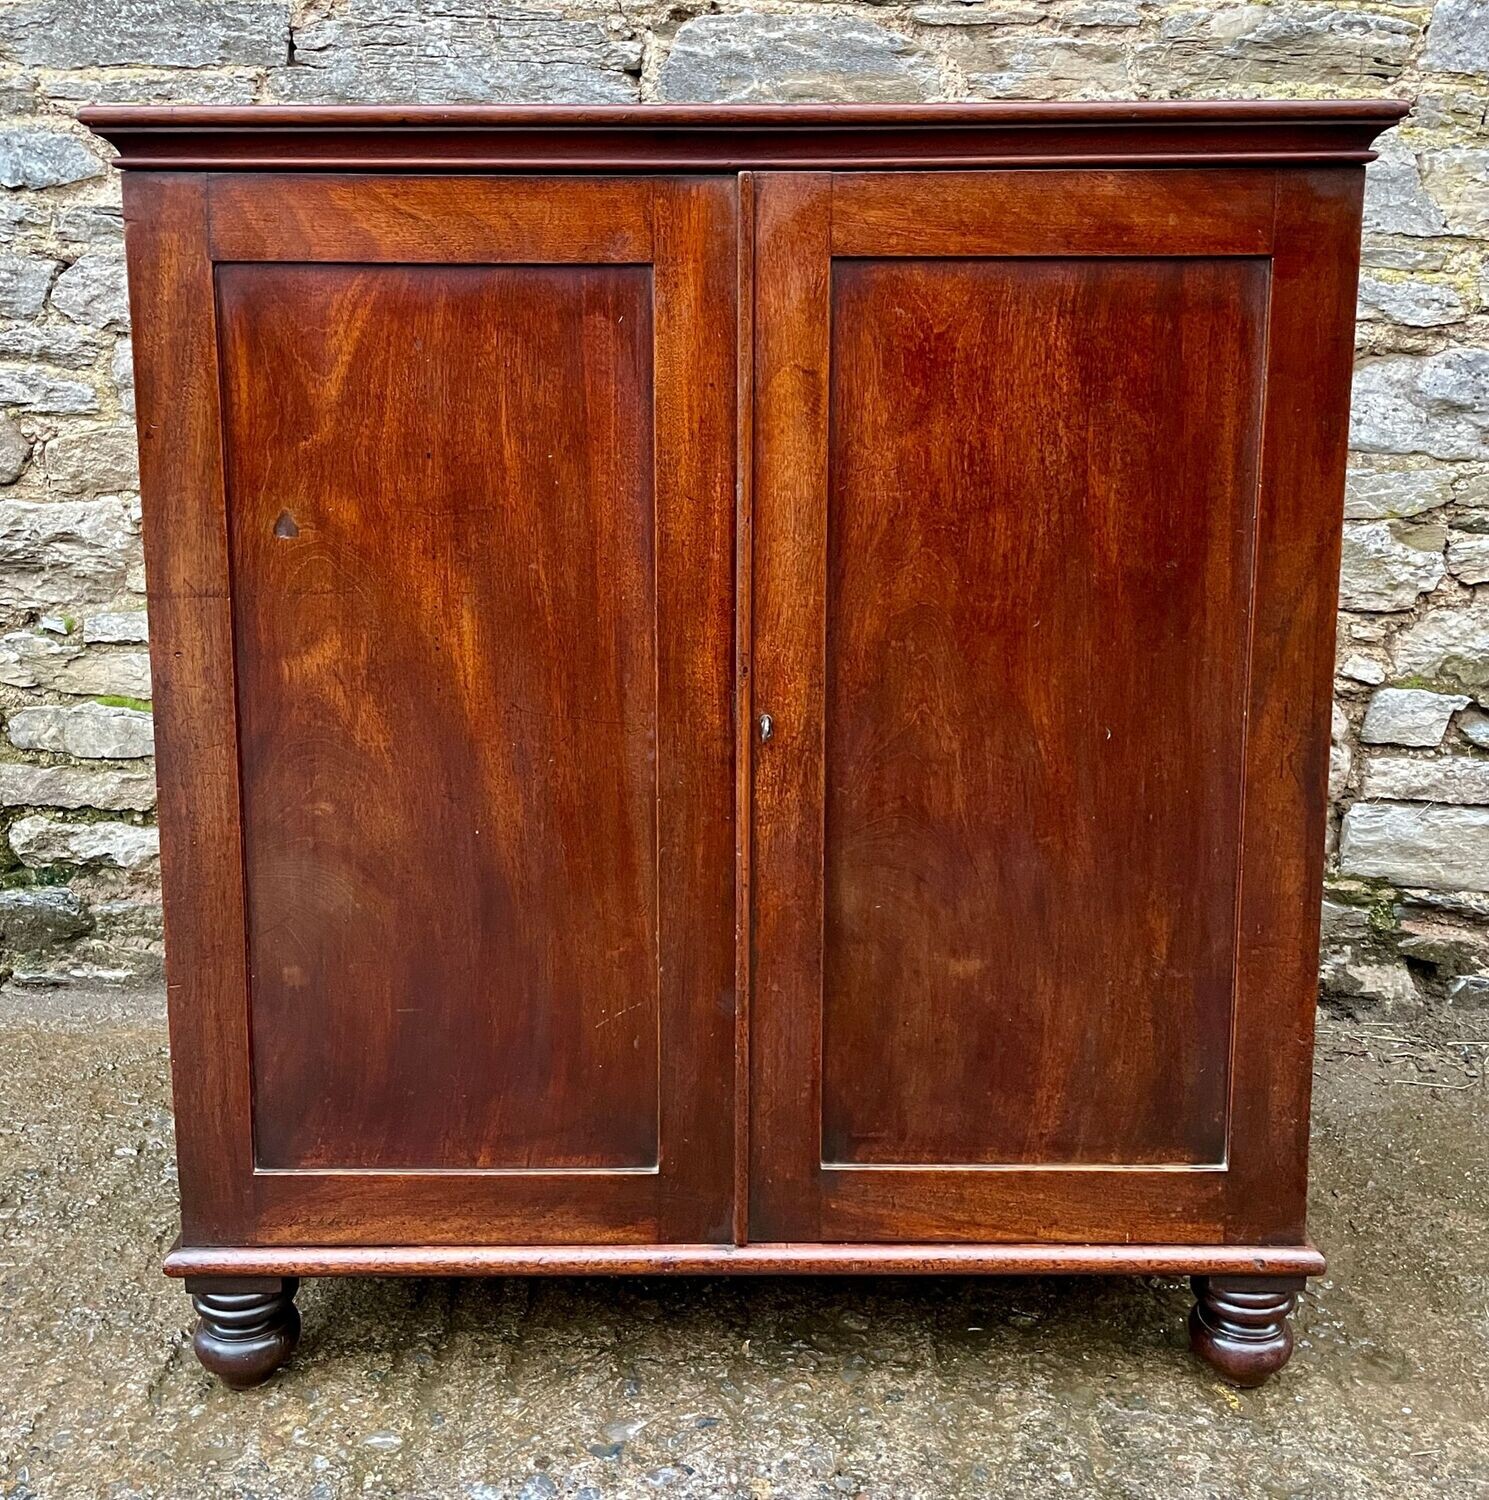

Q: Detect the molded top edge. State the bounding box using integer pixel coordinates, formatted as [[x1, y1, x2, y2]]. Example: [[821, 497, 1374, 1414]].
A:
[[81, 99, 1409, 171], [79, 100, 1412, 129]]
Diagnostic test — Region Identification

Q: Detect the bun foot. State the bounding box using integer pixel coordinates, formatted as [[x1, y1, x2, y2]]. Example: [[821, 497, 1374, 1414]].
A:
[[186, 1276, 300, 1388], [1189, 1274, 1302, 1388]]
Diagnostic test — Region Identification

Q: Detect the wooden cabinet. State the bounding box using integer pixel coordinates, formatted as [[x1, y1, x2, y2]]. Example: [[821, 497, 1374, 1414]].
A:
[[84, 100, 1404, 1390]]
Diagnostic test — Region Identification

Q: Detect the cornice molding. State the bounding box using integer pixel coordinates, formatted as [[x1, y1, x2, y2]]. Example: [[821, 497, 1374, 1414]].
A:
[[81, 100, 1409, 173]]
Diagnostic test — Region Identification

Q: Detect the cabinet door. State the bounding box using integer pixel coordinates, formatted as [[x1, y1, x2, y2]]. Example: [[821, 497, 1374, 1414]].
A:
[[749, 169, 1361, 1245], [128, 173, 736, 1246]]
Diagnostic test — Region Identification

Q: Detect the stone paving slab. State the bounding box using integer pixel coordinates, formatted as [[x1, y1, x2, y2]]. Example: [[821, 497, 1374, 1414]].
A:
[[1, 987, 1486, 1499]]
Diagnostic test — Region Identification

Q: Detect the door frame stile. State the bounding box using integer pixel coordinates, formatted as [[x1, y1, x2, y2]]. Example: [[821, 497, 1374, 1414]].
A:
[[735, 169, 756, 1248], [748, 172, 835, 1243], [123, 171, 257, 1246]]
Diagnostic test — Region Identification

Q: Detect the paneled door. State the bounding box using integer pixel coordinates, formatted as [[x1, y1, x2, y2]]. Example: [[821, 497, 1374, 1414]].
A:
[[748, 169, 1362, 1244], [127, 173, 737, 1246]]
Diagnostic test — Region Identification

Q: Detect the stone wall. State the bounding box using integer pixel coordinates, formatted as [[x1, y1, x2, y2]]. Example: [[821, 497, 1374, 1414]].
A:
[[0, 0, 1486, 1007]]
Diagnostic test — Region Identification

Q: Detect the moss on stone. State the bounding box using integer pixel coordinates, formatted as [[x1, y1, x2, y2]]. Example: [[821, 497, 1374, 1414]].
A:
[[89, 695, 153, 714]]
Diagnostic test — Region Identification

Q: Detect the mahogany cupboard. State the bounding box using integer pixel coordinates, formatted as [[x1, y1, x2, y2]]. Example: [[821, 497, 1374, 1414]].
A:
[[83, 101, 1405, 1389]]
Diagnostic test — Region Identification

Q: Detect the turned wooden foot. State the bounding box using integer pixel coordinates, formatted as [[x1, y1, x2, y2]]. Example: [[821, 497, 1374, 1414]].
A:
[[186, 1276, 300, 1388], [1189, 1274, 1302, 1388]]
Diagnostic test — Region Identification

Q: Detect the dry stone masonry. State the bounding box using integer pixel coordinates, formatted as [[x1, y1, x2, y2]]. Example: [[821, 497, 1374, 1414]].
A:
[[0, 0, 1487, 1009]]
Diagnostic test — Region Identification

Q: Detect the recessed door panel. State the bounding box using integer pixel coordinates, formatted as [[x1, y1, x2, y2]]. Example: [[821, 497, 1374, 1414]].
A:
[[221, 262, 661, 1172], [821, 255, 1266, 1168]]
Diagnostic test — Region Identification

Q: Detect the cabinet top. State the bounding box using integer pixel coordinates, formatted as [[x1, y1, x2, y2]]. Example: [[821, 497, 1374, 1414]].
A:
[[82, 100, 1406, 173]]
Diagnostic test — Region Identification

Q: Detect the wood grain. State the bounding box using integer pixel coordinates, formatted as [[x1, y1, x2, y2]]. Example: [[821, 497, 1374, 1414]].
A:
[[83, 101, 1408, 173], [126, 173, 736, 1246], [209, 174, 653, 262], [747, 167, 1352, 1247], [734, 169, 756, 1248], [650, 176, 740, 1244], [122, 172, 254, 1245], [165, 1238, 1327, 1279], [821, 254, 1267, 1169], [749, 172, 833, 1245], [830, 169, 1275, 256], [221, 260, 662, 1173], [114, 133, 1376, 1282], [1221, 168, 1368, 1243]]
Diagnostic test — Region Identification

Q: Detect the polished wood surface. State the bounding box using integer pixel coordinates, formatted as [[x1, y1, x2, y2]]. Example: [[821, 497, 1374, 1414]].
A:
[[105, 104, 1393, 1387], [83, 101, 1407, 172], [733, 169, 757, 1248], [829, 168, 1275, 256], [1189, 1275, 1305, 1389], [749, 166, 1363, 1245], [186, 1276, 301, 1388], [749, 170, 833, 1243], [123, 172, 256, 1247], [129, 172, 737, 1243], [165, 1240, 1326, 1279], [821, 252, 1266, 1169], [208, 173, 654, 261], [1223, 170, 1366, 1233], [223, 260, 662, 1172]]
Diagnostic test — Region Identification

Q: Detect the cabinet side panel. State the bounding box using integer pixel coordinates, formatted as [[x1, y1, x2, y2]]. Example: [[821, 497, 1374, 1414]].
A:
[[122, 173, 255, 1242], [219, 262, 662, 1172]]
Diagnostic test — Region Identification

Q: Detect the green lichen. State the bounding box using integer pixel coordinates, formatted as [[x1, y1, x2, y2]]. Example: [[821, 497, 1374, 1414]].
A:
[[0, 865, 74, 891], [1324, 874, 1402, 935]]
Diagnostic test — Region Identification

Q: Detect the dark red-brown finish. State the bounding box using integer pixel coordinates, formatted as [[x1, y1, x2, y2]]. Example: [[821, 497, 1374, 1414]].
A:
[[1189, 1275, 1305, 1388], [82, 101, 1404, 172], [223, 261, 661, 1172], [748, 164, 1364, 1254], [187, 1276, 301, 1388], [98, 103, 1396, 1387], [821, 252, 1266, 1170], [166, 1240, 1325, 1279], [125, 169, 738, 1249]]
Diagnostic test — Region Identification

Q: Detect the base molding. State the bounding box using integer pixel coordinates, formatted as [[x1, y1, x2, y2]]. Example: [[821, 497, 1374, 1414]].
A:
[[165, 1240, 1324, 1279]]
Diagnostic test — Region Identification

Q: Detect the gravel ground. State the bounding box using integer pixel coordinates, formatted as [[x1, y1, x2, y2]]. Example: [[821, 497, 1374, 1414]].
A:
[[1, 985, 1486, 1499]]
